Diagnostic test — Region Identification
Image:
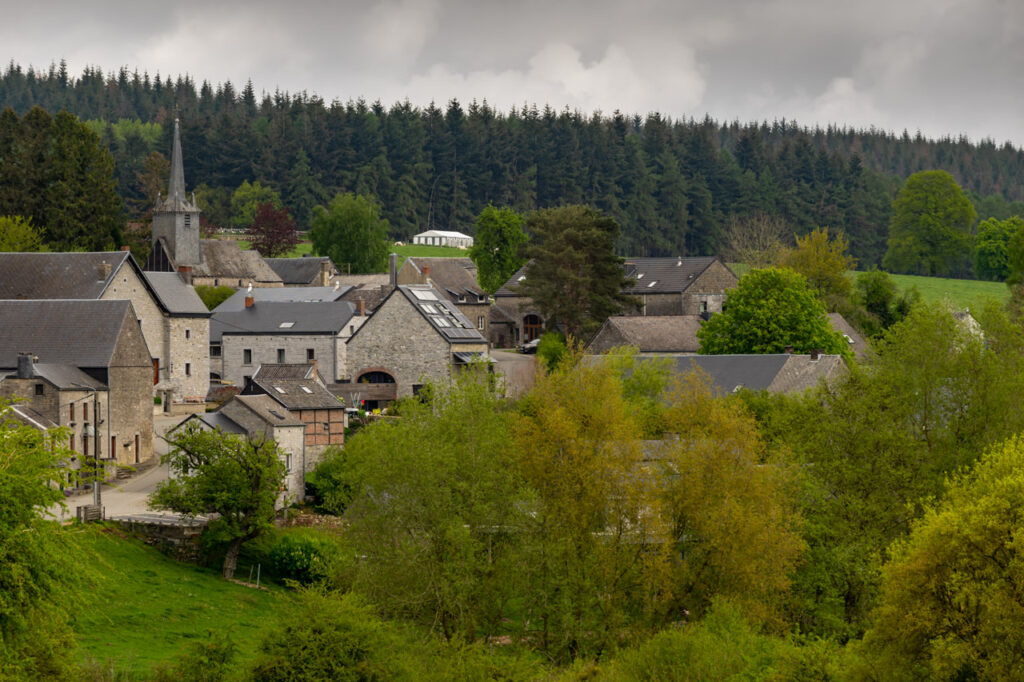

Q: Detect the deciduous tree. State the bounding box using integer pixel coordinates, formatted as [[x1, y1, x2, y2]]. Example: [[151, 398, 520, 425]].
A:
[[696, 267, 848, 356], [0, 215, 43, 251], [230, 180, 282, 231], [975, 216, 1022, 281], [779, 226, 856, 308], [150, 425, 287, 580], [468, 205, 527, 294], [310, 193, 390, 274], [882, 170, 976, 277], [245, 202, 300, 257]]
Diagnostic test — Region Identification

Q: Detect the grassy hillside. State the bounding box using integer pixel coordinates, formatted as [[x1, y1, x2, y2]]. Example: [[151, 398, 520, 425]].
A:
[[71, 526, 287, 678]]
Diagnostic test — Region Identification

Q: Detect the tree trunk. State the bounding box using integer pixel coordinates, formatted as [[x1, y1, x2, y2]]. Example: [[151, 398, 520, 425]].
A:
[[222, 538, 244, 580]]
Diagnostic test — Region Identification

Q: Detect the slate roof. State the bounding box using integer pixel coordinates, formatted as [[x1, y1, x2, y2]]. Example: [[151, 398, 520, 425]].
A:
[[188, 411, 247, 435], [596, 352, 845, 395], [402, 257, 487, 301], [621, 257, 721, 295], [0, 251, 132, 300], [223, 394, 305, 435], [211, 301, 357, 342], [264, 257, 337, 285], [143, 272, 210, 316], [0, 363, 107, 390], [827, 313, 868, 359], [587, 315, 703, 354], [395, 285, 487, 344], [0, 300, 134, 369], [252, 363, 318, 380], [214, 286, 351, 312], [5, 404, 58, 430], [495, 257, 730, 297], [191, 240, 283, 283], [249, 377, 343, 410]]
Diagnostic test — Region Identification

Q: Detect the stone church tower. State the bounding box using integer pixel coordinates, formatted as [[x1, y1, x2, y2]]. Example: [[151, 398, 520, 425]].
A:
[[152, 119, 202, 265]]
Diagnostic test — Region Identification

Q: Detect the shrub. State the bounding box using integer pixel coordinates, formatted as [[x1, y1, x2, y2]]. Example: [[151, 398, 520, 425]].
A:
[[267, 532, 338, 586]]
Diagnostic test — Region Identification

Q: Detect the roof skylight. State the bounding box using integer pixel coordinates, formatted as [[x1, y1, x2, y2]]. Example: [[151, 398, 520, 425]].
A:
[[279, 322, 295, 328], [411, 289, 438, 301]]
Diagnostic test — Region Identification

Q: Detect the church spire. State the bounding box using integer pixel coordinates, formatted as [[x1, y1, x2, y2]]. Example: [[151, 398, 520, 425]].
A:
[[168, 118, 186, 205]]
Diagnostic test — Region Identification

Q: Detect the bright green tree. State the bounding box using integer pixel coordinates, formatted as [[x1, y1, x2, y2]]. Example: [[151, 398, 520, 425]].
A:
[[882, 170, 977, 277], [857, 435, 1024, 681], [0, 403, 82, 680], [0, 215, 44, 251], [697, 267, 848, 356], [975, 216, 1023, 281], [150, 425, 287, 580], [309, 193, 390, 274], [194, 285, 236, 311], [333, 369, 523, 640], [853, 269, 919, 336], [230, 180, 283, 230], [519, 205, 635, 340], [468, 205, 527, 294], [779, 226, 856, 308]]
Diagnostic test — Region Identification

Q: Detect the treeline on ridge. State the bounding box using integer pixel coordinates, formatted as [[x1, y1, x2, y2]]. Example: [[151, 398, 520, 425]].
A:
[[2, 61, 1024, 269]]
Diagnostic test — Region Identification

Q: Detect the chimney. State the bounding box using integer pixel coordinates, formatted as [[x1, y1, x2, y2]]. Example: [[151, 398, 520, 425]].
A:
[[389, 253, 398, 288], [120, 245, 131, 252], [177, 265, 193, 285], [358, 298, 366, 317], [784, 346, 794, 354], [810, 349, 821, 361], [245, 294, 255, 308], [16, 353, 34, 379], [98, 261, 112, 280], [319, 260, 330, 287], [422, 265, 431, 284]]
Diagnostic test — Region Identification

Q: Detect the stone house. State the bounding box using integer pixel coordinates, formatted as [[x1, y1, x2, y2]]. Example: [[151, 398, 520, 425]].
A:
[[211, 299, 365, 387], [412, 229, 474, 248], [0, 251, 211, 410], [396, 257, 490, 337], [0, 300, 155, 467], [242, 363, 345, 465], [173, 394, 305, 506], [491, 256, 738, 346], [343, 284, 490, 407]]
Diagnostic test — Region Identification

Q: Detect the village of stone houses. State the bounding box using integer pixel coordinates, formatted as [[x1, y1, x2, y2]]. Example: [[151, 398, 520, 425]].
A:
[[5, 91, 1024, 682]]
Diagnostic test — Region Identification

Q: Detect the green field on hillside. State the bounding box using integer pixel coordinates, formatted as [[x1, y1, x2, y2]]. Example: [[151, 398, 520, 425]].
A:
[[72, 526, 288, 678], [727, 263, 1008, 312]]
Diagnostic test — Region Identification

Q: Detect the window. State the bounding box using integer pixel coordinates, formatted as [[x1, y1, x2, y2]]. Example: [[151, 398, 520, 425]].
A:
[[306, 348, 315, 361], [69, 433, 75, 452], [96, 403, 101, 421], [477, 315, 485, 330], [277, 349, 286, 363], [285, 454, 292, 473], [183, 214, 192, 227], [700, 300, 708, 314], [153, 359, 159, 385], [111, 435, 116, 456], [211, 345, 222, 357], [83, 403, 88, 422], [185, 329, 191, 340], [243, 349, 252, 365], [34, 383, 43, 396], [185, 363, 191, 377], [83, 434, 89, 458], [69, 403, 74, 422]]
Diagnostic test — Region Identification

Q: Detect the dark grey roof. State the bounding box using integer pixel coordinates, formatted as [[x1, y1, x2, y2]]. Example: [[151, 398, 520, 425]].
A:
[[250, 377, 343, 410], [31, 364, 106, 389], [222, 395, 305, 436], [265, 257, 337, 285], [192, 240, 283, 283], [827, 313, 868, 359], [190, 411, 247, 435], [211, 301, 356, 342], [396, 285, 487, 344], [0, 251, 131, 299], [602, 353, 845, 395], [5, 404, 58, 430], [143, 272, 210, 316], [495, 257, 729, 297], [214, 286, 351, 312], [621, 257, 720, 295], [0, 300, 134, 369]]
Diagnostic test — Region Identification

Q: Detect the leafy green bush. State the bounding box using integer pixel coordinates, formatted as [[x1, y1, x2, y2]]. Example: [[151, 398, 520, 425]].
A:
[[268, 532, 338, 586], [306, 446, 352, 515], [194, 285, 237, 311], [537, 331, 566, 370]]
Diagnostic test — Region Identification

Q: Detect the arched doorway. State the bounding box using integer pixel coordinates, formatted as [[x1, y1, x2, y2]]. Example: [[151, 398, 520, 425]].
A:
[[356, 370, 397, 411], [523, 314, 542, 342]]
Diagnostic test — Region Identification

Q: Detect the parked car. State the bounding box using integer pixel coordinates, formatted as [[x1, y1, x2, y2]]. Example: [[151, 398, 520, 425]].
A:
[[519, 338, 540, 354]]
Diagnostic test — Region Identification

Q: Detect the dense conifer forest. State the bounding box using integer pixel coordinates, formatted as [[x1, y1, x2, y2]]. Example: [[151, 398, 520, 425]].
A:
[[2, 61, 1024, 267]]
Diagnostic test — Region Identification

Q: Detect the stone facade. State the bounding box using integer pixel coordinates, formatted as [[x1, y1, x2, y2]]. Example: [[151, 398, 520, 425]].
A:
[[107, 315, 157, 466], [223, 334, 341, 387], [346, 288, 489, 398]]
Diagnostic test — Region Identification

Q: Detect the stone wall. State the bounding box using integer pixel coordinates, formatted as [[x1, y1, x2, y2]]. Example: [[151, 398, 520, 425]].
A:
[[273, 424, 306, 506], [109, 316, 156, 466], [681, 261, 738, 315], [102, 263, 165, 377], [167, 317, 210, 402], [222, 334, 338, 387]]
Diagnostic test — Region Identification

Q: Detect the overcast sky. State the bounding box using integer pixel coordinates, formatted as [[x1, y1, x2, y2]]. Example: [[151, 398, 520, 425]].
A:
[[5, 0, 1022, 146]]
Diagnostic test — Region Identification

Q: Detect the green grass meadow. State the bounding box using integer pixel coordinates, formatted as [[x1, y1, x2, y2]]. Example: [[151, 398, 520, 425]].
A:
[[71, 526, 287, 677]]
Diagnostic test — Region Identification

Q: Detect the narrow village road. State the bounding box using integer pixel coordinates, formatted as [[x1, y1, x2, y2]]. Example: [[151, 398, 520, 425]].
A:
[[47, 413, 182, 523]]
